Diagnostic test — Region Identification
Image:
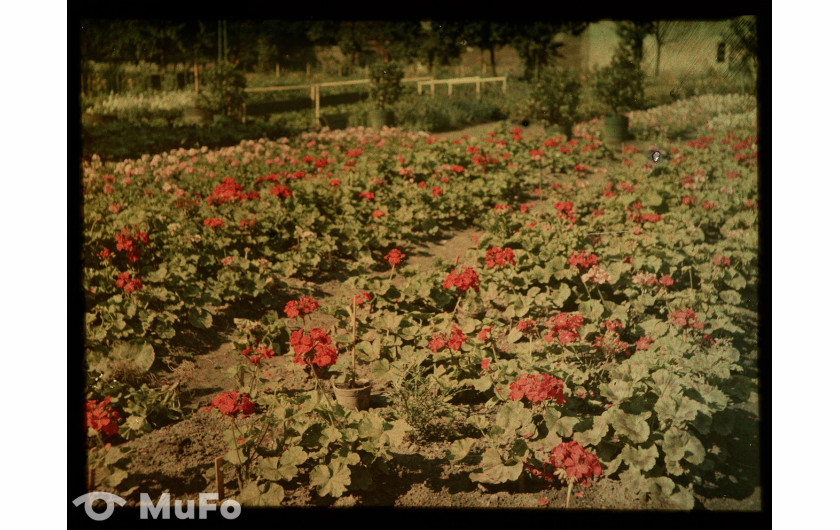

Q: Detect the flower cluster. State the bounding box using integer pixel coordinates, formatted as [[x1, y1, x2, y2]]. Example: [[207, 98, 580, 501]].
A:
[[544, 313, 584, 344], [269, 185, 293, 198], [485, 246, 515, 268], [352, 291, 372, 306], [548, 440, 603, 487], [203, 217, 225, 230], [443, 267, 480, 293], [290, 328, 338, 367], [429, 325, 467, 353], [114, 226, 150, 262], [581, 265, 612, 285], [593, 332, 629, 356], [384, 248, 405, 267], [635, 336, 654, 351], [206, 177, 258, 205], [86, 397, 121, 436], [207, 391, 255, 418], [241, 345, 275, 365], [359, 191, 375, 201], [567, 251, 598, 270], [554, 201, 576, 223], [284, 296, 319, 318], [509, 373, 566, 406], [712, 255, 731, 267], [670, 308, 706, 329], [115, 272, 142, 293], [477, 326, 494, 342], [516, 319, 539, 334]]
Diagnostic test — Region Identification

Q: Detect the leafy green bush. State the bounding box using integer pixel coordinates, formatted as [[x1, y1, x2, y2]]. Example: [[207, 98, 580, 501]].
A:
[[526, 68, 582, 128], [368, 61, 404, 110], [593, 53, 646, 115], [197, 60, 247, 118]]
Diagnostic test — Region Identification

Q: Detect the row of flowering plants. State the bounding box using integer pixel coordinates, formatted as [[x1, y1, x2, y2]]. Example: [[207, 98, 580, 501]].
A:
[[82, 94, 757, 506]]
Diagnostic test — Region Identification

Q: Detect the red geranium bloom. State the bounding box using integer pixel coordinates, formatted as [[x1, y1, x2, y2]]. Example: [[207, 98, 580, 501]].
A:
[[86, 397, 121, 436], [115, 272, 142, 293], [443, 267, 480, 293], [291, 328, 337, 367], [485, 246, 515, 268], [544, 313, 584, 344], [359, 191, 375, 201], [269, 185, 293, 198], [209, 391, 255, 418], [372, 210, 385, 218], [481, 358, 491, 371], [635, 337, 653, 351], [659, 275, 674, 287], [384, 248, 405, 267], [548, 440, 602, 487], [203, 217, 225, 230], [566, 251, 598, 270], [114, 226, 150, 262], [670, 308, 706, 329], [352, 292, 372, 306], [285, 296, 319, 318], [477, 326, 493, 342], [429, 334, 446, 353], [509, 374, 566, 406]]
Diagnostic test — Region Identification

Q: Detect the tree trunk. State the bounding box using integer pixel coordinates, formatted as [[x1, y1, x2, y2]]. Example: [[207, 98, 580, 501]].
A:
[[489, 46, 497, 76], [655, 37, 661, 76]]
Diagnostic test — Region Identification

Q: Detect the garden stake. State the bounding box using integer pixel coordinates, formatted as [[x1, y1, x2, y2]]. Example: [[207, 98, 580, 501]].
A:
[[215, 456, 225, 498], [88, 467, 95, 491]]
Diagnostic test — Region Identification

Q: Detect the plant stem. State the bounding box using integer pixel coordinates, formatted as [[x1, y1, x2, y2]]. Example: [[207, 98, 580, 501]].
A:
[[389, 265, 395, 282], [566, 479, 574, 509], [579, 275, 592, 300], [351, 300, 357, 387]]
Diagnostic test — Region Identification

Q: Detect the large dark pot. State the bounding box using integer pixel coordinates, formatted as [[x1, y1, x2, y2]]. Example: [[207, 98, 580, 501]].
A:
[[183, 107, 213, 125], [369, 109, 389, 129], [603, 115, 629, 144]]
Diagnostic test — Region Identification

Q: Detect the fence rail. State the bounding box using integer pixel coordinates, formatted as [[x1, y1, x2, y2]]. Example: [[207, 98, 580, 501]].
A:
[[243, 75, 506, 123]]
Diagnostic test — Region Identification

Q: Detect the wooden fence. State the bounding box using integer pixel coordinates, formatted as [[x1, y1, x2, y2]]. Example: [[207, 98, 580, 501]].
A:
[[242, 75, 507, 123]]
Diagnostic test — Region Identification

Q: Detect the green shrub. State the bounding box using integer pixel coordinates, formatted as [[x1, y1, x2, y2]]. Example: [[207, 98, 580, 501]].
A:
[[196, 60, 247, 118], [593, 53, 646, 115], [368, 61, 405, 110], [526, 68, 582, 127]]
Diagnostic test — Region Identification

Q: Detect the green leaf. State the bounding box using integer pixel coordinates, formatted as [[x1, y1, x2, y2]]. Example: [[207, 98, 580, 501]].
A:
[[574, 414, 609, 447], [619, 444, 659, 472], [640, 318, 669, 339], [608, 410, 651, 444], [370, 359, 390, 381], [507, 328, 523, 343], [469, 447, 523, 484], [719, 290, 741, 305], [111, 341, 155, 372], [446, 438, 477, 462], [310, 461, 352, 497], [544, 406, 579, 437], [579, 299, 604, 321], [188, 307, 212, 329], [600, 380, 634, 404]]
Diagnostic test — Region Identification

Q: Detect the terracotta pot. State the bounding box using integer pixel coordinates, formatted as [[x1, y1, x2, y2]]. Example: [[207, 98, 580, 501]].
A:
[[332, 379, 372, 411]]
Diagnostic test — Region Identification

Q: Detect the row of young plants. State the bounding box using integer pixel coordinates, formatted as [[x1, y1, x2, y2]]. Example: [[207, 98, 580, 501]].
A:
[[84, 97, 758, 506]]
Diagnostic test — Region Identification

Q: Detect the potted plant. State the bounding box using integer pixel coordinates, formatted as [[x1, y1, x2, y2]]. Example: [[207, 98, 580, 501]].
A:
[[332, 292, 374, 410], [593, 52, 646, 143], [367, 61, 404, 129], [527, 67, 582, 139]]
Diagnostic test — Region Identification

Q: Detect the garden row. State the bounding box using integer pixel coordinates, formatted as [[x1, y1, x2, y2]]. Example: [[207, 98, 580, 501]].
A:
[[84, 96, 759, 508]]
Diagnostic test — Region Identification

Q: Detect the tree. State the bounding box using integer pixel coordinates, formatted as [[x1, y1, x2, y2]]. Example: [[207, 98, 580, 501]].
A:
[[724, 16, 758, 78], [615, 20, 654, 66], [650, 21, 675, 76], [417, 21, 466, 72], [460, 22, 514, 77], [508, 22, 588, 80]]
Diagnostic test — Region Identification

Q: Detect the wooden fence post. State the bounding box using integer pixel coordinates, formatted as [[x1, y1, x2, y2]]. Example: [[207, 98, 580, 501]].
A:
[[215, 456, 225, 498], [275, 63, 280, 77], [310, 84, 315, 101], [431, 81, 435, 96], [448, 81, 453, 96], [417, 82, 422, 95], [476, 79, 481, 98], [314, 84, 320, 123], [502, 77, 507, 94]]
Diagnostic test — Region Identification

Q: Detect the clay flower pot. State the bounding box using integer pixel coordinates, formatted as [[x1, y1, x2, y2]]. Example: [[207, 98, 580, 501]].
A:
[[332, 379, 372, 411]]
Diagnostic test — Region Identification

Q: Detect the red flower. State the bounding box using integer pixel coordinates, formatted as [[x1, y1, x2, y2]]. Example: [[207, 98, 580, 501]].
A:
[[485, 246, 516, 268], [517, 319, 538, 333], [509, 373, 566, 406], [269, 185, 293, 198], [448, 325, 467, 351], [670, 308, 706, 329], [203, 217, 225, 230], [712, 255, 731, 267], [443, 267, 480, 293], [353, 292, 372, 306], [553, 201, 576, 223], [477, 326, 493, 342], [115, 272, 142, 293], [429, 334, 446, 353], [602, 320, 624, 332], [573, 164, 589, 172], [291, 328, 337, 367], [659, 275, 674, 287], [682, 195, 698, 206], [635, 337, 653, 351], [384, 248, 405, 267], [431, 186, 444, 197], [86, 397, 121, 436], [98, 247, 112, 260], [544, 313, 584, 344], [372, 210, 385, 218], [450, 165, 465, 173], [548, 440, 602, 487], [481, 358, 491, 371], [566, 251, 598, 270], [209, 391, 255, 418], [359, 191, 375, 201], [329, 178, 341, 187], [114, 226, 150, 262]]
